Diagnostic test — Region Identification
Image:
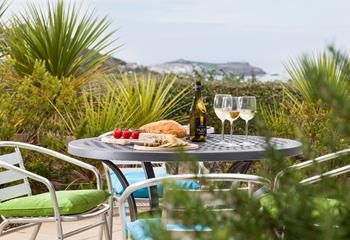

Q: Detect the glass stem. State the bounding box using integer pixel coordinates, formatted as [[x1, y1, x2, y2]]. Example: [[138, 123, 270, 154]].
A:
[[230, 121, 233, 144], [221, 120, 225, 141], [245, 120, 249, 142]]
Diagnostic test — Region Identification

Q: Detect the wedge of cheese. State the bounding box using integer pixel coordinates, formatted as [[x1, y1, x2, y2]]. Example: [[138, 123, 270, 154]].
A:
[[139, 133, 175, 143]]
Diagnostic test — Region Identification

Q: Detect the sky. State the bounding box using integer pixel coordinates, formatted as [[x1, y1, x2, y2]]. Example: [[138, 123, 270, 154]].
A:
[[6, 0, 350, 74]]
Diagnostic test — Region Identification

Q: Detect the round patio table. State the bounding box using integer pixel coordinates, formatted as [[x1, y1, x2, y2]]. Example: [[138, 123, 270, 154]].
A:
[[68, 134, 302, 220]]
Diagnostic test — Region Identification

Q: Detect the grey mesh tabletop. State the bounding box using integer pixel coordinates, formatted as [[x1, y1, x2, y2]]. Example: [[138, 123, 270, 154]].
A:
[[68, 134, 302, 162]]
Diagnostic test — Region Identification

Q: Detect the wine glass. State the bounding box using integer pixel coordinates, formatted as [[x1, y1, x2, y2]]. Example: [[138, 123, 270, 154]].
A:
[[214, 94, 231, 143], [223, 96, 240, 146], [238, 96, 257, 145]]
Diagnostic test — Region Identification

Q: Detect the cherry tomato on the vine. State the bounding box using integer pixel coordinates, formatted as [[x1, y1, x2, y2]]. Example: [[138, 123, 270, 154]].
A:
[[112, 129, 122, 139], [131, 130, 140, 139], [122, 130, 132, 139]]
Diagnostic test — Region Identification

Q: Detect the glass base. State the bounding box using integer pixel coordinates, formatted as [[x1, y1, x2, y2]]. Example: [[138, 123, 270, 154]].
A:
[[217, 140, 228, 145], [221, 141, 239, 147], [227, 143, 239, 147], [240, 141, 254, 146]]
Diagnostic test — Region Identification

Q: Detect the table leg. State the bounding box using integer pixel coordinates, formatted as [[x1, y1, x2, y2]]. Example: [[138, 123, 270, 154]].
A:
[[102, 160, 137, 221], [227, 161, 252, 174], [142, 162, 160, 214]]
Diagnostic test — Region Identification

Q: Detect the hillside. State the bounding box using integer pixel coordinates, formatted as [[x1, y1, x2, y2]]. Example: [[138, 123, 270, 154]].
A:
[[148, 59, 266, 76]]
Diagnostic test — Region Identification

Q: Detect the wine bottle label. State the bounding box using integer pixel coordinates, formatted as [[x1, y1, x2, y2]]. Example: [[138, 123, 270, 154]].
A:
[[195, 117, 206, 137]]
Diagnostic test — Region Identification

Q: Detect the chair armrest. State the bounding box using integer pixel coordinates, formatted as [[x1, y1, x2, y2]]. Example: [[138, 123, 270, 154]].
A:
[[0, 141, 102, 190], [0, 160, 61, 220]]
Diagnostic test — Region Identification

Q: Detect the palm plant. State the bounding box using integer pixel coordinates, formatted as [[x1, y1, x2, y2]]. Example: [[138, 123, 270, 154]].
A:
[[107, 73, 190, 128], [285, 47, 350, 106], [0, 0, 9, 57], [2, 0, 117, 87], [53, 87, 131, 138], [0, 0, 7, 16], [55, 73, 190, 138], [259, 95, 292, 138]]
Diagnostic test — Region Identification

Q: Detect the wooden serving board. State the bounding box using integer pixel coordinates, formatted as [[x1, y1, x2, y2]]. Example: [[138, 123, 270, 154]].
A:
[[100, 136, 144, 145], [134, 143, 199, 151]]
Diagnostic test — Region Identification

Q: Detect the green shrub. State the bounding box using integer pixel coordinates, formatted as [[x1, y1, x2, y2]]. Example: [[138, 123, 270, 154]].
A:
[[0, 60, 78, 141], [0, 60, 84, 191], [169, 79, 291, 135]]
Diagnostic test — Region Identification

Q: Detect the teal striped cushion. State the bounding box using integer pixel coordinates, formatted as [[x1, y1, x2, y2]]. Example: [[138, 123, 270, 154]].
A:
[[109, 170, 200, 198], [127, 218, 211, 240]]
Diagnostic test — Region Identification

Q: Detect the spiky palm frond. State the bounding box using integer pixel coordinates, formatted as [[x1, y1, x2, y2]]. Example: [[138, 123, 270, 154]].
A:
[[3, 0, 118, 87], [107, 73, 190, 129], [55, 73, 190, 137], [0, 0, 8, 18], [285, 48, 350, 106]]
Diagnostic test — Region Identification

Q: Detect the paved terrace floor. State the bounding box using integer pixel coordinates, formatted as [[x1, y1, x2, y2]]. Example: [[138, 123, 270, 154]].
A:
[[1, 202, 151, 239], [1, 211, 124, 240]]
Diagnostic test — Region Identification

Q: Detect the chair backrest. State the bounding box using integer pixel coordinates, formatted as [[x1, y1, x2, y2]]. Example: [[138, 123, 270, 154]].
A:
[[99, 131, 167, 197], [162, 188, 241, 227], [300, 163, 350, 185], [118, 174, 270, 240], [161, 176, 264, 223], [0, 148, 32, 202], [162, 177, 266, 239], [274, 149, 350, 190]]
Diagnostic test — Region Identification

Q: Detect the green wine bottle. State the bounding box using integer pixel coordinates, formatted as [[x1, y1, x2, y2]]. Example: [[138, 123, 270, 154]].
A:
[[189, 80, 207, 142]]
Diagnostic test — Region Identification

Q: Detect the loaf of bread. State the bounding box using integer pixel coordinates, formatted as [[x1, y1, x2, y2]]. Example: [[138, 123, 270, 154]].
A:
[[140, 120, 186, 138]]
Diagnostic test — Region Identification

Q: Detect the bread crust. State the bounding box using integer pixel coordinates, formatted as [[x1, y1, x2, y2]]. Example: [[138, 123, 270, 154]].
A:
[[140, 120, 186, 138]]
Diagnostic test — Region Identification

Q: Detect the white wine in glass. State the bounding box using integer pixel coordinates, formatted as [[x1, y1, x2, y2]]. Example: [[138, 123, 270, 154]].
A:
[[239, 96, 256, 145], [214, 94, 231, 142], [223, 96, 240, 146], [214, 108, 227, 121], [239, 109, 255, 121], [229, 111, 240, 120]]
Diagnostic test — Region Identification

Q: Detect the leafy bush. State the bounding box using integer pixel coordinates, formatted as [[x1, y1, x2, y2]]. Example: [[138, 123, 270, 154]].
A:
[[169, 79, 291, 135], [0, 60, 84, 191], [0, 60, 78, 142]]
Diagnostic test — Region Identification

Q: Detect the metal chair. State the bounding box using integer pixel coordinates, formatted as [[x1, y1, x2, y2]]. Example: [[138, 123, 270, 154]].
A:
[[267, 149, 350, 239], [0, 141, 111, 240], [99, 131, 169, 237], [98, 131, 207, 197], [117, 173, 271, 240], [99, 129, 212, 235], [99, 130, 211, 199]]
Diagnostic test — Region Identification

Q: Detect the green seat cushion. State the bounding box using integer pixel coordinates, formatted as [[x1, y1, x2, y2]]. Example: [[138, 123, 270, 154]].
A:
[[260, 194, 343, 219], [260, 194, 279, 218], [0, 189, 110, 217]]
